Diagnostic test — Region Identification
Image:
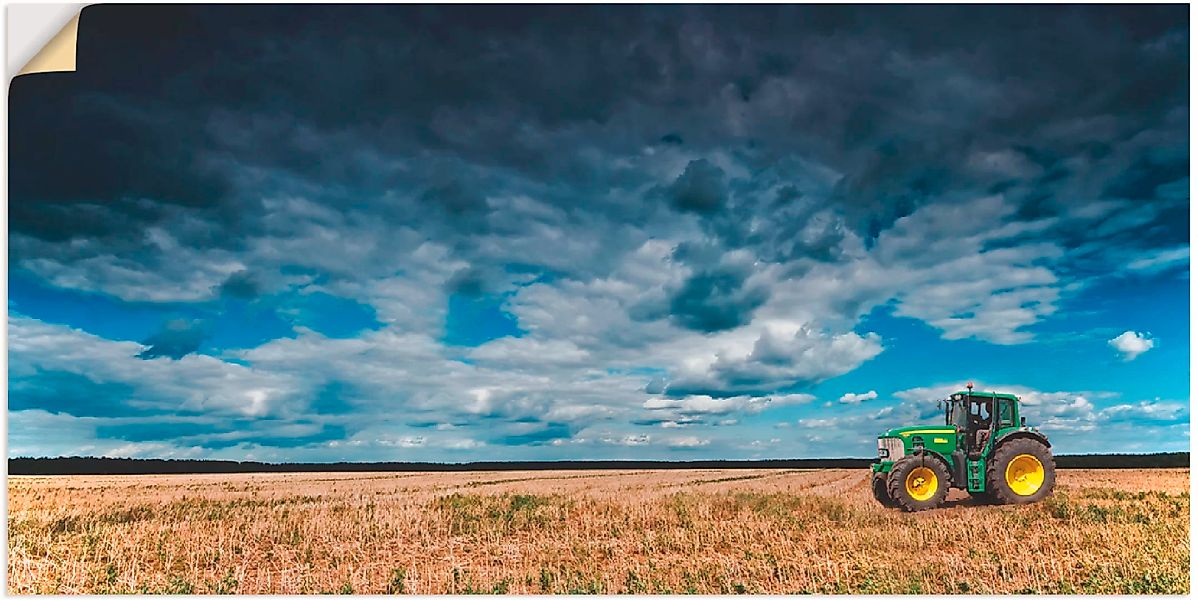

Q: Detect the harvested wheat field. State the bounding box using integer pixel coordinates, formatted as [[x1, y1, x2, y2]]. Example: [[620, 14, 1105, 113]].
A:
[[7, 468, 1189, 594]]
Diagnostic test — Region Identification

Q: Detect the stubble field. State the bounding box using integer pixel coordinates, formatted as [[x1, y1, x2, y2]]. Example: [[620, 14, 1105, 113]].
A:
[[7, 468, 1189, 594]]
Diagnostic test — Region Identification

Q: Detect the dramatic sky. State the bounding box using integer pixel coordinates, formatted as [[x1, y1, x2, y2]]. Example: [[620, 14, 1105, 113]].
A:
[[8, 5, 1189, 461]]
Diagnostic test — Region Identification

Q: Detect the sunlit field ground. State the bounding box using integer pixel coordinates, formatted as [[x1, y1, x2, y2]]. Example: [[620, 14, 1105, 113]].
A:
[[7, 468, 1189, 594]]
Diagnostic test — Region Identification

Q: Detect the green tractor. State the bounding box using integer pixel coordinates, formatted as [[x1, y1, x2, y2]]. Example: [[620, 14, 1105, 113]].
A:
[[871, 383, 1055, 511]]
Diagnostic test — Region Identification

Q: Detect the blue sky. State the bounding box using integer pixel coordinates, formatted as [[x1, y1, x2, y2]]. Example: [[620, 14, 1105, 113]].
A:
[[8, 5, 1189, 461]]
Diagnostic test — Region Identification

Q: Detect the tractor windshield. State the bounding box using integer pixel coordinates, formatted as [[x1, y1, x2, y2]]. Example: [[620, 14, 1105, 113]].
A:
[[946, 393, 969, 430]]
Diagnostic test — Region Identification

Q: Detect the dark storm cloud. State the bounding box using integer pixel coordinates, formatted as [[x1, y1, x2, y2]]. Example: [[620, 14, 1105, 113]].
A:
[[667, 159, 727, 214], [444, 266, 512, 297], [95, 420, 348, 449], [12, 5, 1186, 254], [493, 422, 573, 446], [10, 371, 143, 418], [95, 420, 222, 443], [8, 88, 232, 244], [137, 319, 208, 360], [668, 264, 769, 333], [217, 270, 262, 300], [243, 426, 348, 449]]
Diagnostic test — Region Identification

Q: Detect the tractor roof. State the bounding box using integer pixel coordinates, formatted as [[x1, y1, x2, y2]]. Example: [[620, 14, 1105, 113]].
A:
[[953, 390, 1020, 401]]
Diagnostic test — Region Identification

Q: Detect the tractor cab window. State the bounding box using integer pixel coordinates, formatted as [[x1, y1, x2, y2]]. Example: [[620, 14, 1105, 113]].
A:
[[997, 398, 1016, 428], [946, 395, 968, 430], [968, 398, 992, 431]]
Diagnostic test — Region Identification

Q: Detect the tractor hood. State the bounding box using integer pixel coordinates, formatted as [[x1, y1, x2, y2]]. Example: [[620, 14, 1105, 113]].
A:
[[878, 425, 956, 439]]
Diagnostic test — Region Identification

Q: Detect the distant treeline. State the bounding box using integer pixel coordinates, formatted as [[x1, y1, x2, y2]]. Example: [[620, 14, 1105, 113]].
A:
[[7, 452, 1189, 475]]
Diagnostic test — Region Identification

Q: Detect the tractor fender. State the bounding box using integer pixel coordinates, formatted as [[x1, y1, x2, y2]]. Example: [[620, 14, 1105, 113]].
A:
[[992, 429, 1051, 451]]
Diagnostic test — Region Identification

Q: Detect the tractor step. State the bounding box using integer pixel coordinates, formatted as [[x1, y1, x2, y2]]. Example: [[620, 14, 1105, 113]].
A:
[[966, 458, 985, 492]]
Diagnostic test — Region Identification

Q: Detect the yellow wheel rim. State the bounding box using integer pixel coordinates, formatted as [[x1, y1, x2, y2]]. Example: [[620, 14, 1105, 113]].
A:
[[904, 466, 938, 502], [1005, 454, 1045, 496]]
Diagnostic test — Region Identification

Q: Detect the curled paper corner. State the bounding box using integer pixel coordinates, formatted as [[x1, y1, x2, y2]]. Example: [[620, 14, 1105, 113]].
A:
[[18, 12, 80, 76]]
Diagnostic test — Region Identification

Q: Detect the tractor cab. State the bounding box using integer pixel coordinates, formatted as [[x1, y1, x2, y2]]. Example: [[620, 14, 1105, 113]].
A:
[[870, 383, 1054, 511], [944, 388, 1023, 458]]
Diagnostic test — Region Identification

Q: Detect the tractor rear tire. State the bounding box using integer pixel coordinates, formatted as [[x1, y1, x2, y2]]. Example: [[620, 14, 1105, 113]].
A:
[[886, 455, 950, 512], [986, 438, 1055, 505], [871, 472, 898, 508]]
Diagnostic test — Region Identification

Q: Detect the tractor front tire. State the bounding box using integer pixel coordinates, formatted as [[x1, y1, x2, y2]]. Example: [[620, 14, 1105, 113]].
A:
[[871, 472, 898, 508], [987, 438, 1055, 505], [886, 455, 950, 512]]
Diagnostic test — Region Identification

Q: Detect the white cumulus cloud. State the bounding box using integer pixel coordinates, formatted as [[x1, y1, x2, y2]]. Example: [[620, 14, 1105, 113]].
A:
[[1108, 330, 1156, 361]]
